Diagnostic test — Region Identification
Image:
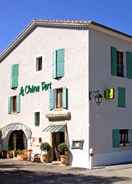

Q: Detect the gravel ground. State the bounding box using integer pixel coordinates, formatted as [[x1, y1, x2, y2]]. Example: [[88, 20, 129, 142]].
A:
[[0, 159, 132, 184]]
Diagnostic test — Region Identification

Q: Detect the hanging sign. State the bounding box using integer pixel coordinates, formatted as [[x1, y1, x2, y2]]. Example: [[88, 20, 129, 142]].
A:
[[19, 81, 52, 96]]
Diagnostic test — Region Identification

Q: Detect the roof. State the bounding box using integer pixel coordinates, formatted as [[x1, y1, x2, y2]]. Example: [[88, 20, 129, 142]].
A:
[[0, 19, 132, 62]]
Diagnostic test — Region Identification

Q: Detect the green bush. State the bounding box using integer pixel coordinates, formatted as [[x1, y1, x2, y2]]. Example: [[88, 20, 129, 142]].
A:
[[58, 143, 69, 155], [40, 142, 51, 151]]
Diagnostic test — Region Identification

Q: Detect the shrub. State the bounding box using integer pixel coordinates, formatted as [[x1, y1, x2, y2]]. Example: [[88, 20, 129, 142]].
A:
[[58, 143, 69, 155], [40, 142, 51, 151]]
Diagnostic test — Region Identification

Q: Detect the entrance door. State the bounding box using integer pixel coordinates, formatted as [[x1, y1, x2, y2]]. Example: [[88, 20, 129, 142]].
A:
[[8, 130, 27, 150], [52, 132, 64, 161]]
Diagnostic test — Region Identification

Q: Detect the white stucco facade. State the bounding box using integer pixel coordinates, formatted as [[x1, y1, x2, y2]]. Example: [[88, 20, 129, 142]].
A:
[[0, 20, 132, 168]]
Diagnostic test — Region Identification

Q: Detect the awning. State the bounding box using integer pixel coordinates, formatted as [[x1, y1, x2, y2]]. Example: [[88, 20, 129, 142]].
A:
[[42, 125, 65, 133]]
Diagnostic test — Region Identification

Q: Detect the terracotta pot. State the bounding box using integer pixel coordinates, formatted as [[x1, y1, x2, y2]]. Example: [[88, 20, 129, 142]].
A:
[[22, 150, 28, 160], [60, 155, 69, 165], [17, 154, 23, 160]]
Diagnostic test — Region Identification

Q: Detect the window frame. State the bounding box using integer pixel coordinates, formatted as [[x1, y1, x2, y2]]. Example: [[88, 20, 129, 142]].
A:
[[56, 88, 63, 109], [120, 129, 129, 146], [117, 51, 124, 77], [12, 96, 17, 113], [36, 56, 42, 71], [34, 112, 40, 127]]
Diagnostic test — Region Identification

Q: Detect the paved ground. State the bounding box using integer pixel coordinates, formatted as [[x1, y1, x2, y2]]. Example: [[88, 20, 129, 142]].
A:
[[0, 159, 132, 183]]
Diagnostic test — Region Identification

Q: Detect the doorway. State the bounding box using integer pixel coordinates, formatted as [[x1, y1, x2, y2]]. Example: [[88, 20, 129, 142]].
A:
[[8, 130, 27, 150], [52, 132, 65, 161]]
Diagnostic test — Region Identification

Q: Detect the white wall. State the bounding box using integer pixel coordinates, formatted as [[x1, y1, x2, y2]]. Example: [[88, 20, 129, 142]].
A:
[[89, 29, 132, 166], [0, 26, 89, 168]]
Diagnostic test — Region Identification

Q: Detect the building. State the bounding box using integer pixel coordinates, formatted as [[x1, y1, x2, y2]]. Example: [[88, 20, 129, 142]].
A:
[[0, 20, 132, 168]]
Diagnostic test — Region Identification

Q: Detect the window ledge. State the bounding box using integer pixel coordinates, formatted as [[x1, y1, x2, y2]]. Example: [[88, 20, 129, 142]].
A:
[[46, 110, 71, 121]]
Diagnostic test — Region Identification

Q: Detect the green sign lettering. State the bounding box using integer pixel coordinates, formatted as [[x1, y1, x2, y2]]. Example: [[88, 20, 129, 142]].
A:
[[19, 81, 51, 96]]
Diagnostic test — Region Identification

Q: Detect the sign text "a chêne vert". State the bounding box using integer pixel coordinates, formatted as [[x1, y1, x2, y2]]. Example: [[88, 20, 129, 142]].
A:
[[19, 82, 52, 96]]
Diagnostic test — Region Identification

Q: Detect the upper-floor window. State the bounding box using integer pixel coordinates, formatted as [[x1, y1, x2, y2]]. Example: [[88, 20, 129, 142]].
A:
[[117, 51, 124, 77], [8, 95, 20, 114], [111, 47, 124, 77], [36, 57, 42, 71], [56, 88, 63, 109], [49, 88, 68, 110], [12, 96, 17, 112]]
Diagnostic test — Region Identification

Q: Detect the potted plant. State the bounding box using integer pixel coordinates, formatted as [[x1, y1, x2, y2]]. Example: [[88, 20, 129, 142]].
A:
[[40, 142, 51, 163], [58, 143, 69, 165], [7, 150, 14, 158], [15, 149, 23, 160]]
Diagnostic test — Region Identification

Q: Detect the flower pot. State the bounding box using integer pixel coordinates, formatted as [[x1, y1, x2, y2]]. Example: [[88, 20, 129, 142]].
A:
[[60, 155, 69, 165], [42, 154, 48, 163], [17, 154, 23, 160]]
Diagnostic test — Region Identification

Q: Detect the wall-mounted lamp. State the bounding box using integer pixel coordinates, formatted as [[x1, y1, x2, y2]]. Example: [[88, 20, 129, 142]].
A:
[[89, 88, 115, 105], [89, 90, 103, 105]]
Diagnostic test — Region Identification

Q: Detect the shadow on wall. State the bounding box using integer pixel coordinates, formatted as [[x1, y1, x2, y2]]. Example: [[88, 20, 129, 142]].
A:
[[0, 169, 130, 184]]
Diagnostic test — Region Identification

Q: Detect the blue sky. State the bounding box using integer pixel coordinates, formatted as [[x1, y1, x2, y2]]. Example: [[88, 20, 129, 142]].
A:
[[0, 0, 132, 52]]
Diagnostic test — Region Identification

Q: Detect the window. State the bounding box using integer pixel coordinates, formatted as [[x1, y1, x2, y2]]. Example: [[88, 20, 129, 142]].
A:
[[117, 51, 124, 77], [35, 112, 40, 126], [8, 95, 20, 114], [56, 88, 63, 109], [49, 88, 68, 110], [12, 96, 17, 112], [39, 137, 42, 143], [72, 140, 84, 149], [112, 129, 132, 148], [36, 57, 42, 71], [111, 47, 124, 77], [120, 129, 129, 146]]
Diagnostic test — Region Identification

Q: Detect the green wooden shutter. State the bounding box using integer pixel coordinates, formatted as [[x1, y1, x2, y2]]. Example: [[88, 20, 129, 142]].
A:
[[128, 129, 132, 145], [11, 64, 19, 89], [49, 89, 55, 110], [111, 47, 117, 76], [16, 95, 20, 113], [126, 52, 132, 78], [63, 88, 68, 109], [118, 87, 126, 107], [112, 129, 120, 148], [8, 97, 12, 114], [52, 50, 57, 79], [56, 49, 64, 78]]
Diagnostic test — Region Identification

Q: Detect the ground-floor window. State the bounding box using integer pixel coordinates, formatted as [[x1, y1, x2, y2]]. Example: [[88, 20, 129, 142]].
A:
[[112, 129, 132, 148]]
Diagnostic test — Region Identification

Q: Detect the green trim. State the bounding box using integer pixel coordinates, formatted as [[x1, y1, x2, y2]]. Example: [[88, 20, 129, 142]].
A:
[[11, 64, 19, 89], [118, 87, 126, 107], [126, 52, 132, 78], [49, 89, 55, 110], [63, 88, 68, 109], [56, 49, 64, 78], [112, 129, 120, 148], [16, 95, 20, 113], [111, 47, 117, 76]]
